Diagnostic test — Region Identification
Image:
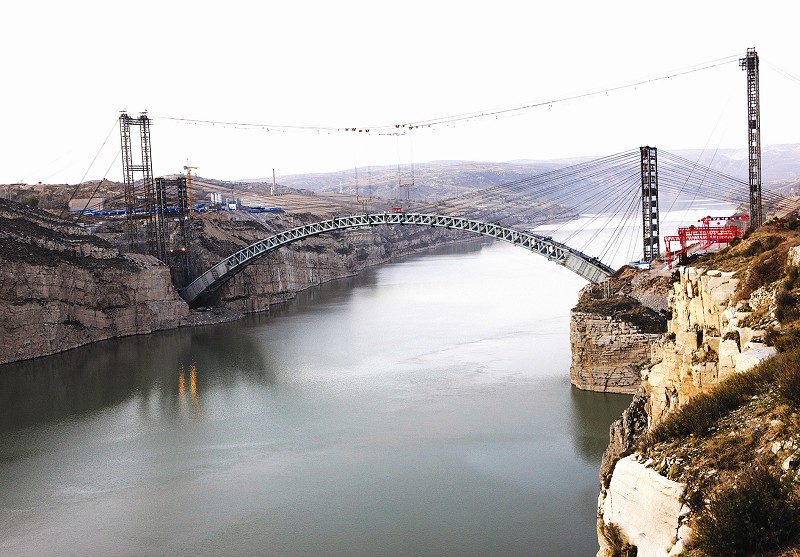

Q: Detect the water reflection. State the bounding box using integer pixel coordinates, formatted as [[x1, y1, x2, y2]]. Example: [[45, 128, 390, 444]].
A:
[[177, 362, 201, 418], [0, 240, 629, 557], [0, 323, 272, 432], [568, 386, 632, 462]]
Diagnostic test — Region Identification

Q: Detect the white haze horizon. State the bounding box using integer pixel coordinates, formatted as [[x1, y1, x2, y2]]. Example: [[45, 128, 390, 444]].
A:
[[2, 1, 799, 185]]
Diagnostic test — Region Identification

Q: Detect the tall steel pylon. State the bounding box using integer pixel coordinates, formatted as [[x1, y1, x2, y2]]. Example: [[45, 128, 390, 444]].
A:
[[119, 111, 158, 254], [640, 146, 660, 262], [155, 176, 193, 286], [740, 48, 762, 228]]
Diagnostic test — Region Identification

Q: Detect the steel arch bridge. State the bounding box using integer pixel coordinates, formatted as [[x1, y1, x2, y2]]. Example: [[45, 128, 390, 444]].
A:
[[179, 213, 616, 307]]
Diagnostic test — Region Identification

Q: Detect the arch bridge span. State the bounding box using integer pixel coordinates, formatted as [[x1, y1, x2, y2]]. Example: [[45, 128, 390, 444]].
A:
[[180, 213, 615, 307]]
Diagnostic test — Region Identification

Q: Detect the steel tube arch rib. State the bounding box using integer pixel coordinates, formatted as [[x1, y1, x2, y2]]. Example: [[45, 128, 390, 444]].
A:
[[180, 213, 615, 307]]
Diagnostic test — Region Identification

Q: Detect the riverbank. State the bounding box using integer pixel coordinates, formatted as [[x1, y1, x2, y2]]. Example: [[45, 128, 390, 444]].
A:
[[0, 199, 461, 365]]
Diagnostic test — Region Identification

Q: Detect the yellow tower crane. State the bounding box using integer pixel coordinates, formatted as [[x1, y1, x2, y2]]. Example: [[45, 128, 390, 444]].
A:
[[184, 165, 198, 218]]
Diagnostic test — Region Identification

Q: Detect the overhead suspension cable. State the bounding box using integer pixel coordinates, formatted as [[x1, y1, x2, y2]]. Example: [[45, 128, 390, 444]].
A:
[[153, 55, 741, 135]]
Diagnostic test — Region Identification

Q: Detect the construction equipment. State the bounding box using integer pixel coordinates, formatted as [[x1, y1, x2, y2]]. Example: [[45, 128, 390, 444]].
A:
[[664, 215, 749, 265], [184, 165, 198, 218]]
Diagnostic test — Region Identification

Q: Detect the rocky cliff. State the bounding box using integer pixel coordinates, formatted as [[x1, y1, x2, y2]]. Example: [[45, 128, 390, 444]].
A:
[[596, 229, 800, 557], [0, 202, 461, 364], [0, 200, 189, 364], [643, 266, 777, 427], [570, 267, 671, 393]]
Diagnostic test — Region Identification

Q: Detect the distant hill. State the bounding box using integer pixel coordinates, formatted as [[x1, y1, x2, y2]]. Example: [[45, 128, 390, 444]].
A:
[[256, 159, 572, 202], [670, 144, 800, 192], [246, 144, 800, 203]]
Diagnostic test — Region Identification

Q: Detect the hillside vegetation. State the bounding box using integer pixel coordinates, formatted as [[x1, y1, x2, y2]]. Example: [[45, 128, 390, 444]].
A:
[[636, 222, 800, 556]]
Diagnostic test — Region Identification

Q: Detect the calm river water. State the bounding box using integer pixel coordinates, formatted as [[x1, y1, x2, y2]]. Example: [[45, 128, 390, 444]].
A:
[[0, 240, 631, 556]]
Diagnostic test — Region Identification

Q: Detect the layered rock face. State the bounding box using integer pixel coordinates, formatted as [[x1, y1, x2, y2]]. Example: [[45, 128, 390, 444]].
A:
[[644, 267, 777, 426], [198, 213, 461, 313], [596, 264, 782, 556], [0, 203, 462, 364], [570, 268, 670, 393], [0, 201, 189, 364], [570, 313, 661, 393]]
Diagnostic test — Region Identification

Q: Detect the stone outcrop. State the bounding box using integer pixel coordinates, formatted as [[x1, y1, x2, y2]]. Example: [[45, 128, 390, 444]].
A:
[[570, 267, 670, 393], [644, 266, 777, 426], [596, 260, 788, 556], [570, 313, 661, 393], [600, 455, 690, 557], [0, 201, 189, 364], [599, 392, 648, 487]]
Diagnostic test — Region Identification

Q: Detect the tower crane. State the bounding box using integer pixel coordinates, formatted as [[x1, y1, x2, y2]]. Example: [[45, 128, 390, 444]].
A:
[[184, 165, 198, 218]]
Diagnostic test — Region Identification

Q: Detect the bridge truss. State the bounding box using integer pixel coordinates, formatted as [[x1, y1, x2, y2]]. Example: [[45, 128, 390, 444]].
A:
[[180, 213, 615, 307]]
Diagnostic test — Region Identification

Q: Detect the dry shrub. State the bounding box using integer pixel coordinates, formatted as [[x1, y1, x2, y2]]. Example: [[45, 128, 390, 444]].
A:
[[774, 348, 800, 407], [601, 523, 638, 557], [693, 467, 800, 557], [766, 328, 800, 353], [744, 235, 784, 256], [737, 247, 788, 301]]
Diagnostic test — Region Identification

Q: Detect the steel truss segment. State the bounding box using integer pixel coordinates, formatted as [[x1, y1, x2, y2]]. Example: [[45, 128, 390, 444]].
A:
[[180, 213, 614, 306]]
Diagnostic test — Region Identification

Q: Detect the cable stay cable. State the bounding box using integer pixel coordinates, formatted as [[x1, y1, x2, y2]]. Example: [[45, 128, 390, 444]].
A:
[[59, 118, 120, 219], [74, 149, 123, 221]]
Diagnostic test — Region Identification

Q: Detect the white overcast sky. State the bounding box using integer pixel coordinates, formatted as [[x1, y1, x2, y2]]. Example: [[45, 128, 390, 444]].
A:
[[2, 0, 799, 184]]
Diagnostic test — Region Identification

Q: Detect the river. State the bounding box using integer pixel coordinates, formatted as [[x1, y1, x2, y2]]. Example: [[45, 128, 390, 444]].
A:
[[0, 240, 631, 556]]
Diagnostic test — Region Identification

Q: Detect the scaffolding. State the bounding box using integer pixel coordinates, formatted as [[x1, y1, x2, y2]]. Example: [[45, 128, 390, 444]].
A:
[[740, 48, 763, 228], [119, 111, 157, 254], [640, 146, 660, 261], [155, 176, 193, 286]]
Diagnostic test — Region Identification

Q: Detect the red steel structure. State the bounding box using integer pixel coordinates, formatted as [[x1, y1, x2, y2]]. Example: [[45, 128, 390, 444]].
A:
[[664, 215, 748, 265]]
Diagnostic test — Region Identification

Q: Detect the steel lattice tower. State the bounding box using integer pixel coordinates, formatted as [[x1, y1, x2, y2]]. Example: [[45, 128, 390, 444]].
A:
[[740, 48, 763, 228], [640, 146, 660, 261], [155, 176, 193, 285], [119, 111, 158, 254]]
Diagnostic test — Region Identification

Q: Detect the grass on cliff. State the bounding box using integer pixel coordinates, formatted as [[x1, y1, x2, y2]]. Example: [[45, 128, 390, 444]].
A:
[[635, 223, 800, 556], [642, 346, 800, 445], [600, 523, 638, 557], [638, 346, 800, 556], [639, 346, 800, 557]]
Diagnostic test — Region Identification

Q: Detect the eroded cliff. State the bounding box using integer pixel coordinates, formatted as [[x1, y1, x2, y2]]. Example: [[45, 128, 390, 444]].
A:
[[596, 228, 800, 557], [570, 267, 670, 393], [0, 201, 462, 364], [0, 201, 189, 364]]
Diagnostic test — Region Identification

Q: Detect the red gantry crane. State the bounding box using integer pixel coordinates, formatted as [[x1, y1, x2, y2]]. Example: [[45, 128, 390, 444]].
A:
[[664, 215, 749, 265]]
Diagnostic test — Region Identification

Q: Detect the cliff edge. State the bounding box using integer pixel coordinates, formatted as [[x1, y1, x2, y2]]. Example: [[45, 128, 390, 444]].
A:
[[597, 225, 800, 557], [570, 266, 671, 393], [0, 200, 189, 364]]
